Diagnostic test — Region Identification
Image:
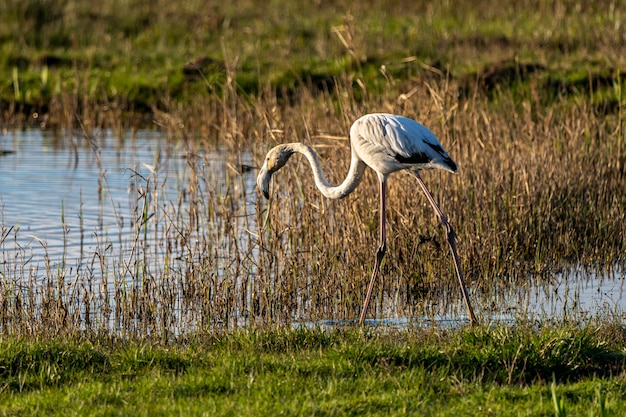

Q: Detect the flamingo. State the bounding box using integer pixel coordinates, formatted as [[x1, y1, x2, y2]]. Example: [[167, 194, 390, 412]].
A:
[[257, 113, 477, 326]]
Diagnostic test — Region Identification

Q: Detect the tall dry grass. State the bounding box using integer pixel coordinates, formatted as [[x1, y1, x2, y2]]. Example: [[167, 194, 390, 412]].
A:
[[1, 65, 624, 338]]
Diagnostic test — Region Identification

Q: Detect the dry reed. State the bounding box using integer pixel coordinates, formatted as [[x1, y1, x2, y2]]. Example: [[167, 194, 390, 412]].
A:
[[0, 66, 624, 338]]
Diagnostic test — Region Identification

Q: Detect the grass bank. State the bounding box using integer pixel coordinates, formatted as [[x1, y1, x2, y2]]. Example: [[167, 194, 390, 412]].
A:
[[1, 0, 626, 128], [1, 325, 625, 416]]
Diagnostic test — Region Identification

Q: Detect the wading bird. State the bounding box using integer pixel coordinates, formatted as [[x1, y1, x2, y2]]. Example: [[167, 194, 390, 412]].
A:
[[257, 113, 477, 326]]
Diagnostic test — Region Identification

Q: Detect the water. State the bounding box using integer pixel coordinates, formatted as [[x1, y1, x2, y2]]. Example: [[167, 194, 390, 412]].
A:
[[297, 267, 625, 331], [0, 129, 260, 333], [0, 128, 257, 261], [1, 130, 179, 262], [0, 129, 624, 333]]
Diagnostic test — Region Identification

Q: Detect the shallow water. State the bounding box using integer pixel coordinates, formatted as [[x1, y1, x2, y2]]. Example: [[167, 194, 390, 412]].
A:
[[298, 266, 625, 330], [0, 129, 256, 264], [1, 129, 183, 263], [0, 129, 624, 332], [0, 129, 263, 332]]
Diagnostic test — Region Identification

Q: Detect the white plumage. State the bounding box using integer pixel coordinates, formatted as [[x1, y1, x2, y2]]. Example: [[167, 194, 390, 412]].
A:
[[257, 113, 477, 326], [350, 113, 457, 175]]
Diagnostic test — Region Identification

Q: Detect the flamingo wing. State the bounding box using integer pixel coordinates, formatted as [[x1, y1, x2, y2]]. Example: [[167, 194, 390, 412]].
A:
[[351, 113, 457, 174]]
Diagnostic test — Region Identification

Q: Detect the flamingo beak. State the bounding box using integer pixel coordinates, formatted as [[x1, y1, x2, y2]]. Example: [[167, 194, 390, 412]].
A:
[[257, 163, 272, 199]]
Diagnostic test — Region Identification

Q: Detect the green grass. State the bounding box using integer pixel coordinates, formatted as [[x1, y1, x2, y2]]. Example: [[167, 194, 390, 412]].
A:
[[1, 325, 625, 416], [2, 0, 626, 122]]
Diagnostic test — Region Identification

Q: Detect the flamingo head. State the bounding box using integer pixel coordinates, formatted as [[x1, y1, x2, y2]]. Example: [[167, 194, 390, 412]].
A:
[[257, 145, 295, 199]]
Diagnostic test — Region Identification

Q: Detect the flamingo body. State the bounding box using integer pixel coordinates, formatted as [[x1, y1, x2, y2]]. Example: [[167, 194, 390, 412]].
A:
[[350, 114, 457, 176]]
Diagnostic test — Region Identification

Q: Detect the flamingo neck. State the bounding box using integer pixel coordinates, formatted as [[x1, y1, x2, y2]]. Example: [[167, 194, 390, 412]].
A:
[[288, 143, 366, 200]]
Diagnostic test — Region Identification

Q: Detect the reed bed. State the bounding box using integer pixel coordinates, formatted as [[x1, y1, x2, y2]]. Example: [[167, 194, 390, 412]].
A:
[[0, 0, 625, 338], [1, 72, 624, 339]]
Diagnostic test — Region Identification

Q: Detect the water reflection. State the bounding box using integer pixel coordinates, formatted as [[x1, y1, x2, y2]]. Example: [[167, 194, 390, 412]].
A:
[[1, 129, 257, 263], [0, 129, 261, 333], [519, 266, 625, 321], [297, 265, 625, 331]]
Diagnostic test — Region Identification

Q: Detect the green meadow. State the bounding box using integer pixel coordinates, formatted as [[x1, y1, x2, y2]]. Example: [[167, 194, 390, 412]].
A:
[[2, 326, 626, 416]]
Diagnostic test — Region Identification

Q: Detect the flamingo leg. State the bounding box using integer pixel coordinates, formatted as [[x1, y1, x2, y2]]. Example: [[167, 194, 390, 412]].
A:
[[359, 175, 387, 326], [412, 172, 478, 326]]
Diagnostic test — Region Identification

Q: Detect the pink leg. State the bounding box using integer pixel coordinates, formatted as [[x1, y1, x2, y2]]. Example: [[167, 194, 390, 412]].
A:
[[359, 175, 387, 325], [413, 172, 478, 326]]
